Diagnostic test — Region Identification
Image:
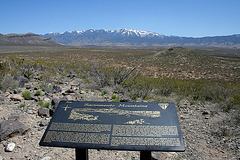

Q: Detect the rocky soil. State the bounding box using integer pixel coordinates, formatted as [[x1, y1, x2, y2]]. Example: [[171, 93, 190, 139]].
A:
[[0, 76, 239, 160]]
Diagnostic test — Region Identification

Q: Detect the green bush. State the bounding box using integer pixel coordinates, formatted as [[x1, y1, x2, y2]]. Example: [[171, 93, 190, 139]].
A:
[[112, 98, 120, 102], [101, 90, 108, 96], [38, 101, 50, 108], [34, 90, 41, 96], [38, 100, 44, 107], [112, 94, 117, 99], [20, 104, 25, 108], [39, 84, 46, 92], [22, 91, 32, 100], [43, 102, 50, 108]]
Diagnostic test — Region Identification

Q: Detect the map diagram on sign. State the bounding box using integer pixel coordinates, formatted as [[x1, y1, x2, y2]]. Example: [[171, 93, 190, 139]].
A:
[[68, 108, 161, 121]]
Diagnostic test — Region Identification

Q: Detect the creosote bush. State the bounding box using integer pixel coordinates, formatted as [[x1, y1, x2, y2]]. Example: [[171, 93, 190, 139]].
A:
[[34, 90, 41, 96], [38, 101, 50, 108], [22, 91, 32, 100], [0, 74, 18, 91], [20, 104, 25, 108], [2, 56, 239, 111]]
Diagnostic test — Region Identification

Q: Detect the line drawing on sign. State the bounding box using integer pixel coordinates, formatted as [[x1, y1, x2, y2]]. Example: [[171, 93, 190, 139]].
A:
[[67, 108, 160, 121]]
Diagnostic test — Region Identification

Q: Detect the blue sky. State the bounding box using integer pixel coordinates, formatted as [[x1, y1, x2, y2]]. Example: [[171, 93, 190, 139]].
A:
[[0, 0, 239, 37]]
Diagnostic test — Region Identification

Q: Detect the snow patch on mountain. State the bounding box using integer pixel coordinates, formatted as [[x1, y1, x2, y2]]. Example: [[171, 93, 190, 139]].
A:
[[44, 28, 164, 38]]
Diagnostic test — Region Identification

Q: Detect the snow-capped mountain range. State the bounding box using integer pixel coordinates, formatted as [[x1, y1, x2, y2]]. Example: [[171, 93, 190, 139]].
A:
[[41, 28, 240, 48]]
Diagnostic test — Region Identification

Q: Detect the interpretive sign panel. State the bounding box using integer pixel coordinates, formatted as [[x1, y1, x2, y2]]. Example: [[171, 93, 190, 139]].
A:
[[39, 101, 185, 151]]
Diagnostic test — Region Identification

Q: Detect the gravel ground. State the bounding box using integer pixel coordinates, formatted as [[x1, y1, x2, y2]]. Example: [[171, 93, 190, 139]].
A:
[[0, 80, 239, 160]]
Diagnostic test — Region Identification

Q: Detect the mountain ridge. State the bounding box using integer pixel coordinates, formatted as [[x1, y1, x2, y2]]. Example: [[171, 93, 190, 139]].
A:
[[0, 33, 60, 46], [41, 28, 240, 48]]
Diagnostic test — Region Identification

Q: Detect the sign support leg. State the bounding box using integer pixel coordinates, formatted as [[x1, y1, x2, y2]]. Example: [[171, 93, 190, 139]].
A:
[[75, 148, 88, 160], [140, 151, 152, 160]]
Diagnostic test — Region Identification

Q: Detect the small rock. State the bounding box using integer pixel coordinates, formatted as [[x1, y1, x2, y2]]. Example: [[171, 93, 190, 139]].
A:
[[44, 97, 51, 103], [41, 156, 52, 160], [120, 98, 131, 102], [39, 119, 48, 126], [65, 89, 75, 94], [202, 110, 210, 115], [25, 85, 31, 89], [31, 95, 39, 102], [67, 73, 76, 79], [27, 109, 34, 114], [0, 96, 4, 104], [65, 95, 75, 101], [38, 127, 44, 131], [34, 86, 40, 90], [5, 142, 16, 152], [13, 89, 21, 94], [38, 107, 50, 117], [80, 90, 86, 94], [45, 87, 54, 94], [10, 94, 23, 101], [205, 116, 210, 119]]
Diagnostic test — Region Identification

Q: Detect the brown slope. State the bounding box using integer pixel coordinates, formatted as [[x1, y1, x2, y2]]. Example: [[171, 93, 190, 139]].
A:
[[0, 33, 60, 46]]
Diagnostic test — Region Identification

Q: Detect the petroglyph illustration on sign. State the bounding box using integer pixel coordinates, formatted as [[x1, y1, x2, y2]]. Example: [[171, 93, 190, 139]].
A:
[[68, 109, 99, 121], [67, 108, 160, 121], [125, 119, 148, 125]]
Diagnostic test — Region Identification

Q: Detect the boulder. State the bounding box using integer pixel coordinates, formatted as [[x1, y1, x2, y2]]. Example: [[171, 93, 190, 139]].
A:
[[53, 85, 62, 93], [10, 94, 23, 101], [18, 77, 29, 88], [0, 96, 4, 104], [45, 87, 54, 94], [50, 97, 67, 115], [0, 96, 4, 101], [0, 120, 30, 141], [38, 107, 50, 117], [8, 113, 26, 121]]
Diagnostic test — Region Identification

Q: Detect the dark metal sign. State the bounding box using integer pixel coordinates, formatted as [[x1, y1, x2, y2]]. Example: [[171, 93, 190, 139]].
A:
[[39, 101, 185, 152]]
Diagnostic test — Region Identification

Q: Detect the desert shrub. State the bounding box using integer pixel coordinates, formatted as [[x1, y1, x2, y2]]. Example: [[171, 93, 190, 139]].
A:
[[110, 66, 138, 85], [22, 91, 32, 100], [34, 90, 41, 96], [0, 61, 9, 81], [101, 90, 108, 96], [112, 98, 120, 102], [229, 90, 240, 107], [0, 74, 18, 91], [122, 76, 154, 100], [39, 84, 46, 92], [38, 101, 44, 107], [38, 101, 50, 108], [22, 61, 34, 79], [20, 104, 25, 108], [112, 94, 117, 99], [43, 102, 50, 108]]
